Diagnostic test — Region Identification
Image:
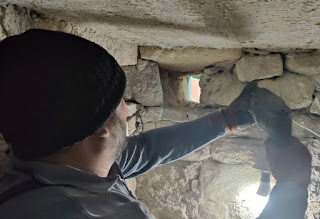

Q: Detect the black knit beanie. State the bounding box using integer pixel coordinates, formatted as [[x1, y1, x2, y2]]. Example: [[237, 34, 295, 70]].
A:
[[0, 29, 126, 160]]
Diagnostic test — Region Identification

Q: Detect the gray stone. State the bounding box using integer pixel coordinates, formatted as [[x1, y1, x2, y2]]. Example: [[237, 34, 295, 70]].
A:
[[125, 177, 137, 197], [235, 54, 283, 82], [211, 137, 265, 165], [140, 106, 213, 124], [126, 116, 136, 136], [285, 53, 320, 77], [0, 23, 6, 41], [122, 65, 135, 100], [142, 121, 177, 132], [291, 113, 320, 139], [310, 92, 320, 115], [182, 146, 212, 162], [136, 161, 202, 219], [258, 72, 314, 109], [140, 47, 242, 72], [72, 26, 138, 66], [3, 0, 320, 49], [312, 75, 320, 92], [198, 160, 266, 219], [123, 60, 164, 106], [126, 102, 141, 117], [200, 65, 246, 106], [140, 107, 163, 123], [2, 4, 31, 36], [160, 70, 189, 107]]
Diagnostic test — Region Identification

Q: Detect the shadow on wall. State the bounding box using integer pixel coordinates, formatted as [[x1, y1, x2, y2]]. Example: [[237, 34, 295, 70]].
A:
[[185, 0, 253, 43]]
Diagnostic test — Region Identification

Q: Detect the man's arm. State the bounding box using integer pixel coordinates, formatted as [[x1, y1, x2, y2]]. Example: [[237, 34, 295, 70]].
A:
[[258, 137, 312, 219], [117, 111, 228, 179], [258, 182, 308, 219], [117, 83, 256, 179]]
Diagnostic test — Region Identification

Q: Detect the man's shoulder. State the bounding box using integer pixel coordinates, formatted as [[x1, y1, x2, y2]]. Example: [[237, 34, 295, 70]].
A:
[[0, 184, 88, 219]]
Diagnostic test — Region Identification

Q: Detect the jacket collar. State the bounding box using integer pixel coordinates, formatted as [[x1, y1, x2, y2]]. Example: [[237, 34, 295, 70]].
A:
[[9, 155, 123, 194]]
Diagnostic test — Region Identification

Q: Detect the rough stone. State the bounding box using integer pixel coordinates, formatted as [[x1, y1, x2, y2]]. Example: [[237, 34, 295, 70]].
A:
[[136, 161, 202, 219], [140, 106, 213, 124], [310, 92, 320, 115], [2, 4, 31, 36], [140, 47, 242, 72], [126, 102, 141, 117], [210, 137, 266, 166], [140, 107, 164, 124], [182, 146, 212, 162], [198, 160, 265, 219], [125, 177, 137, 197], [0, 16, 6, 41], [200, 65, 246, 106], [4, 1, 320, 49], [126, 116, 137, 136], [235, 54, 283, 82], [72, 26, 138, 66], [291, 113, 320, 140], [123, 60, 164, 106], [142, 121, 177, 132], [312, 75, 320, 92], [160, 70, 189, 107], [258, 72, 315, 109], [285, 53, 320, 77]]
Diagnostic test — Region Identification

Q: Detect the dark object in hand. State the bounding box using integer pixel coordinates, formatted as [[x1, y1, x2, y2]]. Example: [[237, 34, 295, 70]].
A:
[[264, 137, 312, 189], [248, 82, 292, 147]]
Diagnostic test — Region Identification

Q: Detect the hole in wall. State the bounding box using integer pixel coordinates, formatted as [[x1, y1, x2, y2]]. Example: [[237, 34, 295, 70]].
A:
[[187, 75, 201, 103]]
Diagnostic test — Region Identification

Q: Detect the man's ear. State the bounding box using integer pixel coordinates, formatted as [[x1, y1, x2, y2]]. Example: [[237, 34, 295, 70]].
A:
[[94, 125, 110, 138]]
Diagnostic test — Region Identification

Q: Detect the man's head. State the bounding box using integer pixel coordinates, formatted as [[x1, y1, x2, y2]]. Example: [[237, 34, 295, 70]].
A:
[[0, 29, 127, 161]]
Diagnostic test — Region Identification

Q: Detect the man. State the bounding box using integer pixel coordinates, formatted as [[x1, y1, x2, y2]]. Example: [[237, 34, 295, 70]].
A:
[[0, 29, 311, 218]]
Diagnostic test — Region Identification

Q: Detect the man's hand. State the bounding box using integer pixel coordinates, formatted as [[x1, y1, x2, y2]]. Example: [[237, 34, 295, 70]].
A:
[[221, 83, 256, 131], [265, 137, 312, 189]]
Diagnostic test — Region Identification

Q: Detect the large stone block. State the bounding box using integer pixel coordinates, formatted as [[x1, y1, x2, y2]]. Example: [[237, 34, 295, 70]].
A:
[[73, 26, 138, 66], [312, 75, 320, 92], [210, 137, 265, 166], [258, 72, 314, 109], [285, 53, 320, 77], [136, 161, 202, 219], [310, 92, 320, 115], [235, 54, 283, 82], [198, 160, 265, 219], [140, 106, 213, 124], [2, 4, 31, 36], [126, 102, 141, 117], [0, 13, 6, 41], [122, 60, 164, 106], [126, 116, 137, 136], [200, 65, 246, 106], [292, 113, 320, 139], [140, 47, 242, 72]]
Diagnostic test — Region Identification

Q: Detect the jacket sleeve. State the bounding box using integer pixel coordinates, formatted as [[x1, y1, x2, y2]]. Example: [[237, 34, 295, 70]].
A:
[[117, 111, 228, 179], [258, 182, 308, 219]]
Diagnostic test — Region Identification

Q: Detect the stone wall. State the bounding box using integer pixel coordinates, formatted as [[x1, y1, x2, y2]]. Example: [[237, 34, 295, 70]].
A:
[[0, 4, 320, 219]]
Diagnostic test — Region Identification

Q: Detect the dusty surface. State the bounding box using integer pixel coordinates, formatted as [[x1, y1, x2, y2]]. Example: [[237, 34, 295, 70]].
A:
[[1, 0, 320, 49]]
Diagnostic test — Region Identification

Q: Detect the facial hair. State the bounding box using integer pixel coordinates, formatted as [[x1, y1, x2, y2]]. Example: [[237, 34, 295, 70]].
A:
[[109, 113, 128, 161]]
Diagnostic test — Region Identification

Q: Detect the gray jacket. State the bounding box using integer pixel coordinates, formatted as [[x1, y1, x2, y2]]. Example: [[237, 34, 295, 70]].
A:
[[0, 112, 228, 219]]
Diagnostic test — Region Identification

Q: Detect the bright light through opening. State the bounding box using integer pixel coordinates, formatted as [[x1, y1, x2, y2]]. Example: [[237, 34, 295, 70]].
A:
[[237, 183, 269, 218], [187, 76, 201, 103]]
